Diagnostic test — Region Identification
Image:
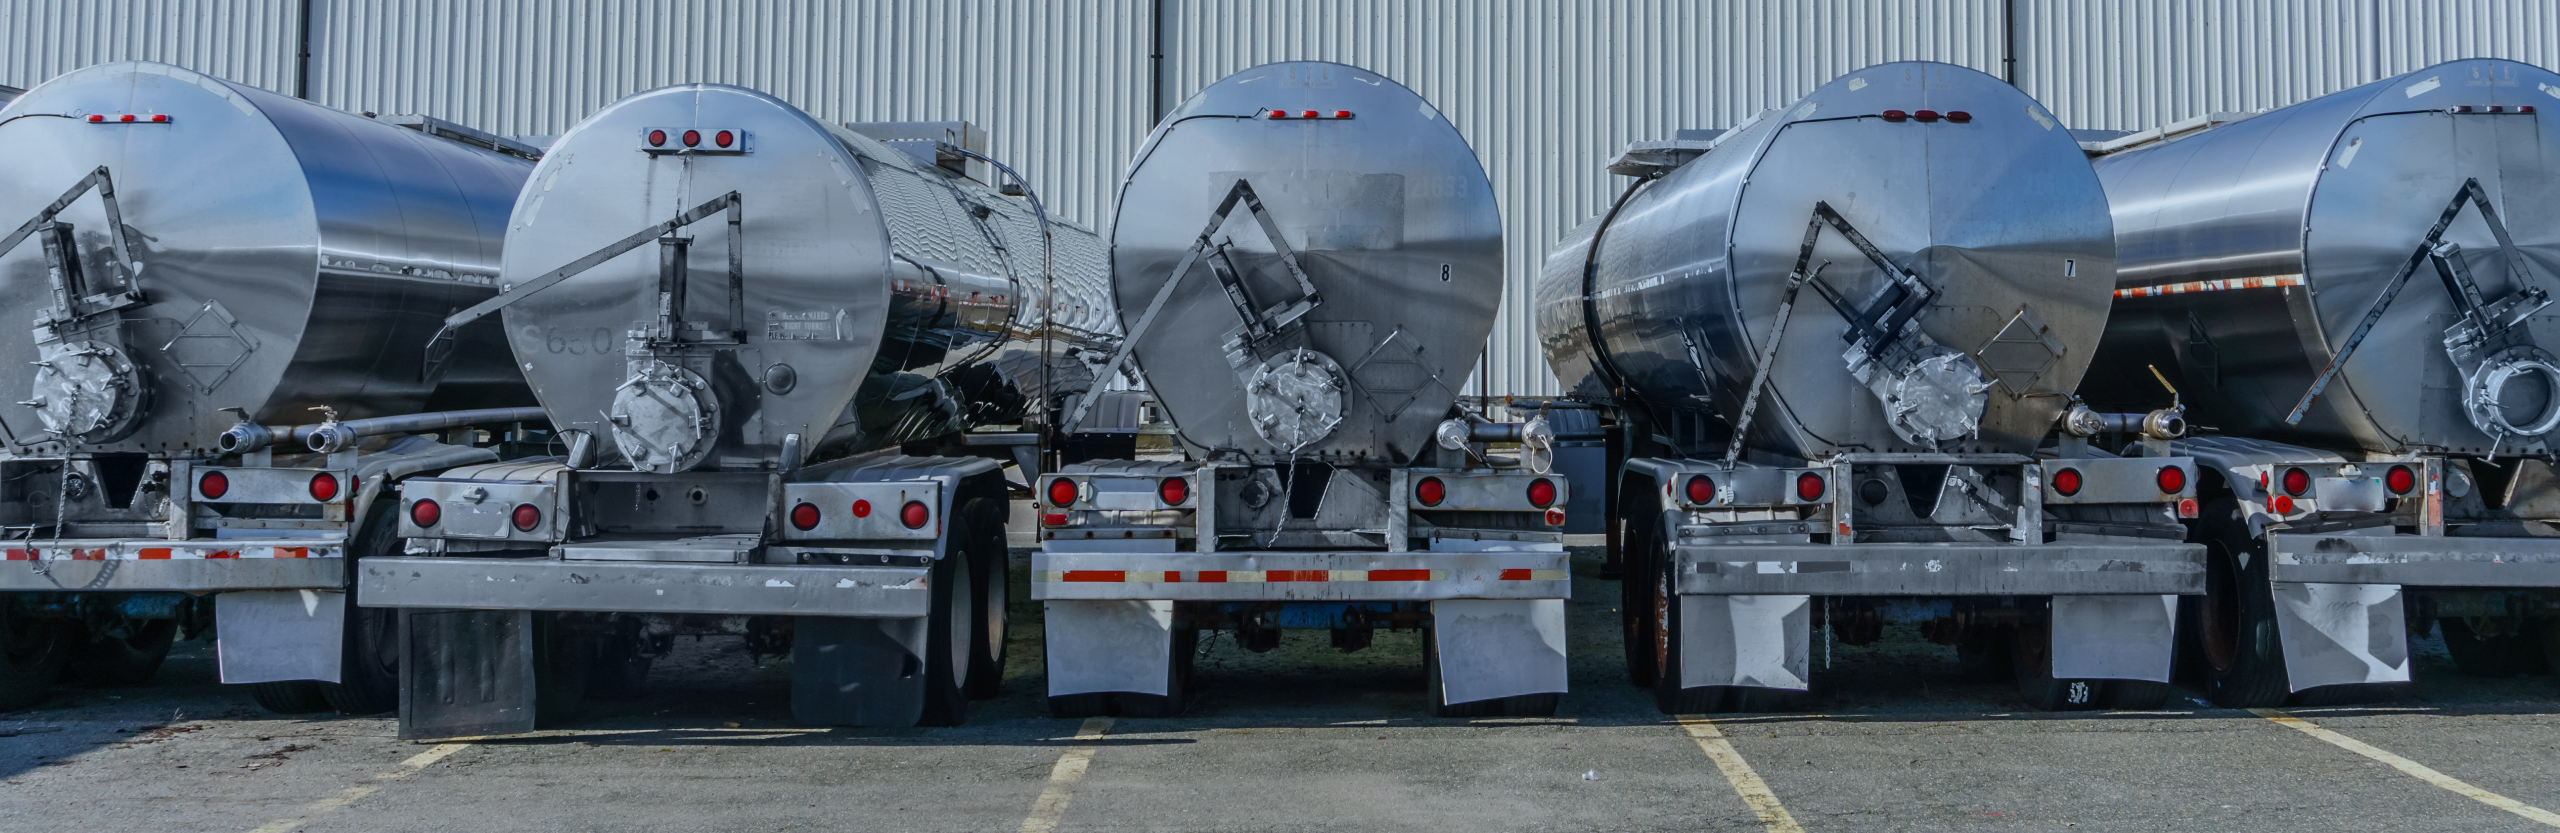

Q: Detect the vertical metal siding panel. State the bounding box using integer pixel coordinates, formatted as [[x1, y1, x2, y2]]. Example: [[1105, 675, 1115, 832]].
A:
[[2, 0, 297, 93]]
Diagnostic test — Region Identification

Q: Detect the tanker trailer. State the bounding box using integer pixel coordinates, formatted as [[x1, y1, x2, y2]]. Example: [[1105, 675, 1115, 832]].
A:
[[1539, 61, 2205, 713], [358, 84, 1118, 737], [0, 62, 543, 713], [1036, 61, 1570, 718], [2082, 58, 2560, 707]]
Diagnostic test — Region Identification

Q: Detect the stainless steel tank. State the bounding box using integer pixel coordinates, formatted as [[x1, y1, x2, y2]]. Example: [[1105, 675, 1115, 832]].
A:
[[2087, 58, 2560, 455], [0, 61, 533, 453], [491, 84, 1110, 472], [1536, 61, 2116, 460], [1105, 61, 1503, 464]]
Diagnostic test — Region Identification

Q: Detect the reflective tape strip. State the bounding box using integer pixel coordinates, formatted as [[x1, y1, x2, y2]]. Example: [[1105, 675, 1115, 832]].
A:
[[2113, 274, 2304, 299], [1, 545, 336, 561], [1035, 568, 1554, 583]]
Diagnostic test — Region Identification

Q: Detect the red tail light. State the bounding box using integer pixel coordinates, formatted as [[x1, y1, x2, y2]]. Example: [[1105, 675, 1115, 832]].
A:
[[2156, 465, 2188, 494], [1881, 109, 1909, 122], [2270, 495, 2295, 514], [2281, 467, 2311, 496], [1543, 507, 1566, 526], [308, 472, 340, 502], [410, 499, 441, 528], [648, 129, 667, 146], [199, 471, 230, 500], [2053, 468, 2084, 497], [790, 502, 820, 531], [512, 504, 542, 532], [1684, 475, 1715, 504], [852, 499, 873, 518], [682, 129, 701, 147], [1795, 472, 1827, 501], [1159, 477, 1190, 505], [1047, 478, 1079, 507], [900, 501, 931, 530], [715, 130, 735, 148], [2384, 465, 2417, 495], [1416, 477, 1446, 506], [1526, 478, 1559, 508]]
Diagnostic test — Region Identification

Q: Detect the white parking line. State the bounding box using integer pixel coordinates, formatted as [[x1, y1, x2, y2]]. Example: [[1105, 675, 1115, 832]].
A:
[[245, 741, 472, 833], [2254, 708, 2560, 828], [1019, 717, 1114, 833], [1678, 716, 1806, 833]]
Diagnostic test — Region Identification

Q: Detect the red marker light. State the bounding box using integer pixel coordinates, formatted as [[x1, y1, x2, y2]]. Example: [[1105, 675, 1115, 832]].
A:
[[790, 502, 820, 531], [682, 129, 701, 147], [151, 114, 169, 123], [1796, 472, 1827, 501], [308, 472, 339, 502], [1881, 109, 1909, 122], [2384, 465, 2417, 495], [1945, 110, 1972, 123], [199, 471, 230, 499], [1268, 109, 1290, 119], [410, 499, 441, 528], [2488, 105, 2505, 113], [1159, 477, 1190, 506], [87, 114, 104, 122], [648, 129, 667, 146], [2520, 105, 2536, 114], [1332, 110, 1352, 119], [2053, 467, 2084, 497], [852, 499, 873, 518], [2156, 465, 2187, 494], [119, 114, 135, 122], [512, 504, 542, 532], [1914, 109, 1942, 122], [1684, 475, 1715, 504], [1042, 513, 1067, 526], [2271, 494, 2295, 514], [2281, 467, 2311, 497], [1526, 478, 1559, 508], [900, 500, 930, 530], [1416, 477, 1446, 506], [1047, 478, 1079, 507], [1301, 110, 1319, 119], [715, 130, 735, 148], [1543, 507, 1567, 527]]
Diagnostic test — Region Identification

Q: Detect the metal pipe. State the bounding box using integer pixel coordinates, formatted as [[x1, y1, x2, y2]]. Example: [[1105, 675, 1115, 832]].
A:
[[2060, 405, 2186, 441], [294, 0, 315, 99], [306, 407, 550, 453]]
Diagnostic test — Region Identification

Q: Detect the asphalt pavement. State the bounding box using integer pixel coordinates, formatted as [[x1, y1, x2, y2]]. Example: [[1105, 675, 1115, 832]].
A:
[[6, 533, 2560, 832]]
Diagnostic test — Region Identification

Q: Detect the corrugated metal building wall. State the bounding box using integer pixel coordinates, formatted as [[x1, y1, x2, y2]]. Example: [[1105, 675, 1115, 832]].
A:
[[4, 0, 2553, 395]]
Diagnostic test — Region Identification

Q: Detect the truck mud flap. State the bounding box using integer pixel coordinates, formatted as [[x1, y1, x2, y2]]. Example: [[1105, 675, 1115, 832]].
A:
[[215, 589, 345, 685], [1431, 599, 1569, 703], [1676, 595, 1812, 690], [398, 609, 535, 740], [2273, 582, 2411, 691], [2049, 595, 2176, 682], [791, 616, 928, 727]]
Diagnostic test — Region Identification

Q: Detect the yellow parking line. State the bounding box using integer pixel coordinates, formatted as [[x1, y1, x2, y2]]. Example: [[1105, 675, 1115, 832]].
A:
[[1678, 716, 1806, 833], [1019, 717, 1115, 833], [2253, 708, 2560, 828], [245, 742, 472, 833]]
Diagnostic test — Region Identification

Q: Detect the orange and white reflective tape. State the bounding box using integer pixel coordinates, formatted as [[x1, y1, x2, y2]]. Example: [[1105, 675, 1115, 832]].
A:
[[4, 544, 334, 561], [1032, 568, 1568, 583], [2113, 274, 2304, 299]]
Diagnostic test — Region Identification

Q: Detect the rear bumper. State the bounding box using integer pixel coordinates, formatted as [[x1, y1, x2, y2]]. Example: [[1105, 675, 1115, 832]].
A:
[[1669, 541, 2203, 596], [356, 556, 931, 617], [1028, 550, 1571, 602], [2270, 533, 2560, 587], [0, 539, 345, 591]]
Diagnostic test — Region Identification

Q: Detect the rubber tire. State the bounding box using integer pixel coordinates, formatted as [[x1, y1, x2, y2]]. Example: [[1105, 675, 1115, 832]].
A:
[[917, 547, 972, 727], [959, 496, 1011, 700], [1426, 625, 1560, 718], [1619, 481, 1661, 688], [585, 619, 654, 701], [0, 609, 75, 711], [1114, 626, 1196, 718], [249, 680, 331, 714], [2440, 618, 2548, 678], [2011, 606, 2106, 711], [322, 501, 402, 715], [2189, 497, 2293, 708], [68, 618, 177, 687], [533, 613, 594, 728]]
